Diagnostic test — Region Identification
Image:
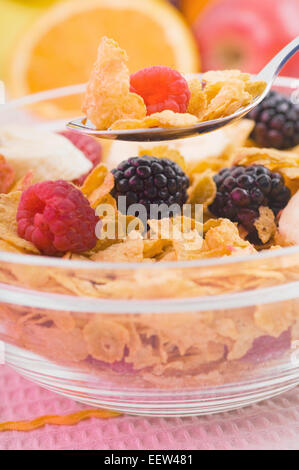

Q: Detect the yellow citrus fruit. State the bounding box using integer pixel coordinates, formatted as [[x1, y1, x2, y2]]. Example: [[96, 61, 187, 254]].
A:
[[6, 0, 200, 102]]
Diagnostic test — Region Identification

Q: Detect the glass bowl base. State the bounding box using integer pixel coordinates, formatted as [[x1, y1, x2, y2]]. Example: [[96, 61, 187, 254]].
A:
[[4, 343, 299, 417]]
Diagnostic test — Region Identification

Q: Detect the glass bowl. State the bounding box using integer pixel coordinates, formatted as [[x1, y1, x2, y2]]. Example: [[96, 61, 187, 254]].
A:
[[0, 76, 299, 417]]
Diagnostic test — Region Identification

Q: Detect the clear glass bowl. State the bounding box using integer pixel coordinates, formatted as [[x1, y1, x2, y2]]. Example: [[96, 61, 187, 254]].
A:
[[0, 76, 299, 417]]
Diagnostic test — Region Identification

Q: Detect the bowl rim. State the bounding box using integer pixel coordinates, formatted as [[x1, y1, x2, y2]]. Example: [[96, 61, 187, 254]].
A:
[[1, 75, 299, 271]]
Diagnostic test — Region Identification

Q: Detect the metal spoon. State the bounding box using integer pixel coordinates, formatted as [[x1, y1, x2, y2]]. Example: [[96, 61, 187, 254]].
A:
[[67, 37, 299, 142]]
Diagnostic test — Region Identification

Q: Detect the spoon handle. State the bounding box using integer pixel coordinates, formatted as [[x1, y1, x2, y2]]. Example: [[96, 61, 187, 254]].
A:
[[258, 36, 299, 85]]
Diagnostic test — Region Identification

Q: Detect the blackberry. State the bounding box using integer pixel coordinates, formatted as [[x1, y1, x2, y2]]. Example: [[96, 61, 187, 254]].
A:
[[248, 90, 299, 150], [209, 165, 291, 241], [111, 156, 189, 220]]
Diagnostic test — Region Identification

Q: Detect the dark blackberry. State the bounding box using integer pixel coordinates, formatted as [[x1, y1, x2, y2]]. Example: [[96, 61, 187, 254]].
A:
[[209, 165, 291, 241], [248, 90, 299, 150], [111, 156, 189, 220]]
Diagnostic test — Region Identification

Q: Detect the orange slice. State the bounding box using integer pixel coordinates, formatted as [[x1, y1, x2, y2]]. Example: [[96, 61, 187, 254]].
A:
[[181, 0, 215, 25], [6, 0, 200, 106]]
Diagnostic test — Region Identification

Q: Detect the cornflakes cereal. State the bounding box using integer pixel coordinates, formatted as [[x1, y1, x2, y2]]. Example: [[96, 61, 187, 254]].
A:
[[94, 210, 144, 253], [145, 216, 206, 261], [202, 70, 265, 101], [148, 215, 202, 241], [0, 192, 39, 253], [254, 303, 295, 337], [187, 170, 217, 211], [146, 110, 199, 128], [254, 206, 277, 244], [91, 231, 144, 262], [20, 324, 88, 362], [83, 318, 130, 362], [111, 110, 199, 130], [0, 239, 25, 253], [82, 37, 146, 130], [109, 119, 147, 130], [202, 79, 252, 121], [186, 77, 207, 119], [233, 146, 299, 168], [172, 229, 204, 260], [203, 218, 225, 233], [139, 146, 187, 172], [245, 80, 267, 98], [143, 239, 171, 259], [81, 163, 115, 208], [204, 219, 255, 253]]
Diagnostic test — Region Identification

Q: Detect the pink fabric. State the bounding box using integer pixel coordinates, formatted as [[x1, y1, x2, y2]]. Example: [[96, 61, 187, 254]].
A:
[[1, 365, 299, 450]]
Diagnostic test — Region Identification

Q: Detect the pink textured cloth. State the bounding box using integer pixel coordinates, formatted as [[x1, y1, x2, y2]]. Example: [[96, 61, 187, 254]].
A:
[[1, 365, 299, 450]]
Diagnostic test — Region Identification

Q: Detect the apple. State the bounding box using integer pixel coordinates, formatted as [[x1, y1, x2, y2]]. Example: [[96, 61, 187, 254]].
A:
[[193, 0, 299, 77]]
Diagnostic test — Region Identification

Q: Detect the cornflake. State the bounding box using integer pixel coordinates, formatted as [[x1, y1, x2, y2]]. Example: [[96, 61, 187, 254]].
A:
[[203, 219, 255, 256], [148, 215, 202, 241], [202, 79, 252, 121], [91, 231, 144, 262], [111, 110, 199, 130], [187, 170, 217, 211], [173, 229, 204, 260], [202, 70, 266, 99], [80, 163, 115, 208], [143, 239, 172, 259], [82, 37, 146, 130], [186, 77, 207, 119], [0, 192, 39, 254], [254, 206, 277, 244], [83, 318, 130, 362], [139, 145, 187, 172]]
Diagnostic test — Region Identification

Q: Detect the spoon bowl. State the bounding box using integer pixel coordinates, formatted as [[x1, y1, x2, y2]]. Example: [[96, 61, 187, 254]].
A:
[[67, 37, 299, 142]]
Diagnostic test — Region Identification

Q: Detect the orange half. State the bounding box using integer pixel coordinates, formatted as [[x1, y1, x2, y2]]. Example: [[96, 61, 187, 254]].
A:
[[7, 0, 200, 104], [181, 0, 215, 25]]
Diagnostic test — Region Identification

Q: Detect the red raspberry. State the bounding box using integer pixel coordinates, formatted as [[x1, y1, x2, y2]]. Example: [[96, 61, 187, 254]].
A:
[[130, 66, 191, 115], [59, 130, 102, 185], [17, 180, 99, 256], [0, 154, 15, 194]]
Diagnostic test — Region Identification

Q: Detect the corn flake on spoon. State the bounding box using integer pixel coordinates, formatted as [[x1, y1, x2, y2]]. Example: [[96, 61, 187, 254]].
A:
[[68, 37, 299, 142]]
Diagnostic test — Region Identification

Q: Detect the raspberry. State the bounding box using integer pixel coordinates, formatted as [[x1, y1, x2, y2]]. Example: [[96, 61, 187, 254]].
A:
[[17, 180, 99, 256], [59, 130, 102, 185], [111, 156, 189, 220], [209, 165, 291, 242], [248, 91, 299, 149], [130, 66, 190, 115]]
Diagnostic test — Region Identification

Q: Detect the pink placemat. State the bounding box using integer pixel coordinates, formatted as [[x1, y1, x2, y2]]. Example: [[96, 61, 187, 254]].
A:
[[1, 364, 299, 450]]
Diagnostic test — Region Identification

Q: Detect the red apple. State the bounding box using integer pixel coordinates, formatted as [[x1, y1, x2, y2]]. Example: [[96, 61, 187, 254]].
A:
[[193, 0, 299, 77]]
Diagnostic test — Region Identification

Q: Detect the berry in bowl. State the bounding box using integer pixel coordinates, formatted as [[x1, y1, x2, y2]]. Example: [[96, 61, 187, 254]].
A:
[[0, 39, 298, 416]]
